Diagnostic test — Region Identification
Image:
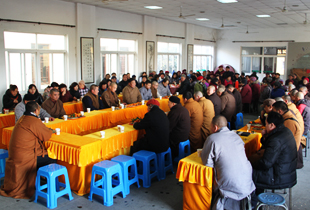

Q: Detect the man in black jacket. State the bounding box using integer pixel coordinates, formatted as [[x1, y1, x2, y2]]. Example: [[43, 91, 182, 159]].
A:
[[167, 96, 190, 158], [178, 74, 190, 94], [206, 85, 221, 116], [116, 74, 128, 94], [251, 111, 297, 204], [130, 99, 170, 155]]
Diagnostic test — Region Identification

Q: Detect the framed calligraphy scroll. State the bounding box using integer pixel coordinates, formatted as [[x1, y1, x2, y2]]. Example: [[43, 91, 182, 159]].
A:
[[146, 41, 155, 74], [187, 44, 193, 71], [80, 37, 94, 83]]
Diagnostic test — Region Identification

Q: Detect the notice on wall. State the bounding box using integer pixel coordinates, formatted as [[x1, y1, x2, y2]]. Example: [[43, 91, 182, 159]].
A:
[[80, 37, 94, 83]]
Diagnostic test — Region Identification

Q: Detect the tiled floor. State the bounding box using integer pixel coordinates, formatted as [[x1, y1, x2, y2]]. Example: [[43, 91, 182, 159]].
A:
[[0, 113, 309, 209]]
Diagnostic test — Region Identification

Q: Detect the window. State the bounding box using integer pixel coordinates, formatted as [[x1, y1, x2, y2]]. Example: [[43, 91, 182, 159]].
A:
[[4, 32, 67, 91], [193, 45, 213, 72], [157, 42, 181, 73], [241, 46, 286, 74], [100, 38, 136, 81]]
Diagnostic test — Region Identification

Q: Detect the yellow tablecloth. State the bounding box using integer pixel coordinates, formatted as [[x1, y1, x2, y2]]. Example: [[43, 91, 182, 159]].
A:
[[176, 132, 262, 210], [63, 101, 83, 115]]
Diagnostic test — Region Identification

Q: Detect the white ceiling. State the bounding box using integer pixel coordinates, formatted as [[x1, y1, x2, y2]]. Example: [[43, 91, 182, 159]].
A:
[[60, 0, 310, 30]]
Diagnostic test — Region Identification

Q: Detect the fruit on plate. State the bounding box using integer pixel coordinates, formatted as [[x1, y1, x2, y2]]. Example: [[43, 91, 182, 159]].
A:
[[129, 117, 142, 125]]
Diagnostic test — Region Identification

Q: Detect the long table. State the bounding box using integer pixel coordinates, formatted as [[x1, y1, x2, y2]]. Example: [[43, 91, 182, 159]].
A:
[[176, 127, 262, 210], [2, 96, 182, 195], [63, 101, 83, 115], [0, 112, 15, 149]]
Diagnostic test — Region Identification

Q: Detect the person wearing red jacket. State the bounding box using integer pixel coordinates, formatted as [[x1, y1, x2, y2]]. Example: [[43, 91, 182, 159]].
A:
[[240, 83, 252, 113]]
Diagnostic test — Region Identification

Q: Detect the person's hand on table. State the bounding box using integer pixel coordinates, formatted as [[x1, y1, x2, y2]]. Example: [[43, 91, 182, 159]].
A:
[[73, 96, 77, 100], [49, 117, 55, 121]]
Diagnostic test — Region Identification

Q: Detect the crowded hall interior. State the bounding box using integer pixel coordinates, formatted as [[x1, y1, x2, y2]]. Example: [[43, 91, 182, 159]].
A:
[[1, 0, 310, 209]]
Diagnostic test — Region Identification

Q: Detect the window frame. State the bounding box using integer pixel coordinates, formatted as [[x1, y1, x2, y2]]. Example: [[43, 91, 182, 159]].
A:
[[193, 44, 214, 72], [157, 41, 182, 72], [4, 32, 67, 92]]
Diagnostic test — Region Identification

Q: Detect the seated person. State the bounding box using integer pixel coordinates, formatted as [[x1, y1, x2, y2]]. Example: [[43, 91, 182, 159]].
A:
[[117, 74, 128, 94], [217, 85, 236, 123], [99, 80, 108, 96], [122, 78, 142, 104], [41, 88, 66, 118], [130, 99, 169, 155], [139, 80, 152, 100], [69, 82, 81, 100], [27, 84, 43, 105], [260, 98, 276, 126], [167, 96, 190, 158], [50, 82, 59, 89], [158, 79, 171, 97], [201, 115, 255, 210], [59, 83, 73, 103], [251, 111, 297, 205], [15, 94, 54, 123], [102, 82, 119, 108], [0, 101, 55, 199], [82, 84, 104, 111], [270, 81, 285, 99], [206, 85, 221, 116], [78, 80, 89, 97], [2, 84, 22, 112], [151, 81, 160, 98]]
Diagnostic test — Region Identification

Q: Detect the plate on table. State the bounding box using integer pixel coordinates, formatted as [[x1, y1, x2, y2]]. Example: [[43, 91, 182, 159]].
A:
[[251, 123, 263, 127]]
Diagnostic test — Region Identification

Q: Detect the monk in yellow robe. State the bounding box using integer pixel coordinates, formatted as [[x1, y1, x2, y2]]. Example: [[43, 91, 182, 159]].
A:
[[0, 101, 54, 199]]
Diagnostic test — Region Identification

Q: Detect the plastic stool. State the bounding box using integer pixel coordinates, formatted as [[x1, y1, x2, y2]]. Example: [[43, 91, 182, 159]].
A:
[[133, 150, 159, 188], [35, 164, 73, 209], [0, 149, 8, 179], [235, 112, 244, 129], [88, 160, 126, 206], [174, 140, 191, 162], [255, 192, 288, 210], [111, 155, 140, 195], [157, 148, 174, 180]]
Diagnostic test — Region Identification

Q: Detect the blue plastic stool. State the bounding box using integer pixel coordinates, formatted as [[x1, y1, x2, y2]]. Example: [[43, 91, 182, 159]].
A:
[[174, 140, 191, 162], [133, 150, 159, 188], [235, 112, 244, 129], [0, 149, 8, 179], [255, 192, 288, 210], [34, 164, 73, 209], [88, 160, 126, 206], [157, 148, 174, 180], [111, 155, 140, 196], [227, 122, 231, 130]]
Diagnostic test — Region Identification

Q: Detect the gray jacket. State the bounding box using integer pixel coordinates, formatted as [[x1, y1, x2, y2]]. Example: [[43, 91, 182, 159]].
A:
[[15, 101, 51, 123], [139, 87, 152, 100], [157, 83, 171, 97]]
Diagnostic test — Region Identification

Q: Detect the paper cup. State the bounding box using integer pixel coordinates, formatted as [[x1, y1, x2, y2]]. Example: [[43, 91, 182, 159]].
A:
[[120, 126, 124, 133], [170, 94, 172, 96], [56, 128, 60, 135], [141, 100, 145, 105], [120, 104, 124, 109], [4, 109, 9, 114], [197, 149, 202, 157], [42, 121, 45, 123], [87, 108, 91, 113], [111, 106, 115, 111], [176, 92, 179, 96], [45, 117, 49, 123], [77, 99, 80, 102], [80, 111, 84, 116], [117, 125, 121, 132], [63, 115, 68, 121], [100, 131, 105, 138], [247, 124, 251, 131], [159, 96, 162, 100]]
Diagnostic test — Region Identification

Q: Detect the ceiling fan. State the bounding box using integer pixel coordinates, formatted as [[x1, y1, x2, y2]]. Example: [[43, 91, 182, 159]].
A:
[[238, 26, 258, 34], [303, 13, 308, 24], [176, 6, 195, 19], [220, 18, 236, 28], [272, 0, 310, 14]]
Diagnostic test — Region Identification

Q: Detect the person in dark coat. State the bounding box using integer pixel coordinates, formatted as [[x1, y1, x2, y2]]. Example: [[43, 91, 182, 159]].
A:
[[217, 85, 236, 123], [270, 81, 285, 99], [59, 83, 73, 103], [206, 85, 221, 116], [251, 112, 297, 205], [2, 84, 22, 112], [116, 74, 128, 94], [167, 96, 190, 158], [130, 99, 170, 155], [178, 74, 190, 94], [27, 84, 43, 105], [227, 85, 242, 114], [69, 82, 81, 100]]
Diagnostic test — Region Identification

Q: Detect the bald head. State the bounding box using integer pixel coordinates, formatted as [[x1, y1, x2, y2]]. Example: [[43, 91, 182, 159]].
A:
[[282, 95, 291, 104], [275, 97, 284, 102], [299, 86, 308, 96], [211, 115, 227, 132], [296, 92, 304, 100], [207, 85, 215, 96]]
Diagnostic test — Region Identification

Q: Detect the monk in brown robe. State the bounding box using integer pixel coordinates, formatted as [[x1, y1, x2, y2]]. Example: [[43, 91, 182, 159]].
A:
[[82, 84, 104, 111], [183, 91, 204, 153], [0, 101, 54, 199], [194, 91, 215, 141], [41, 88, 66, 118], [102, 82, 119, 108], [122, 79, 142, 104], [151, 81, 160, 98]]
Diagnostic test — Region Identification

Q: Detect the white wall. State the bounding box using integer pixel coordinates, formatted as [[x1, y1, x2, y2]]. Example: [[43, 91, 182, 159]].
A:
[[216, 27, 310, 81], [0, 0, 217, 109]]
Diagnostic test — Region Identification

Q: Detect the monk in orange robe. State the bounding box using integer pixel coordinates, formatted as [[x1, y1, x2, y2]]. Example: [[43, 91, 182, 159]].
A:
[[0, 101, 54, 199]]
